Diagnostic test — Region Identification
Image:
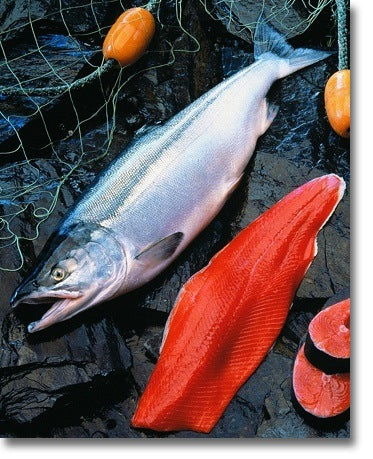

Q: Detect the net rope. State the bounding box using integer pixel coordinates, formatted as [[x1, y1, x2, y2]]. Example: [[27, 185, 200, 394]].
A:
[[0, 0, 344, 271]]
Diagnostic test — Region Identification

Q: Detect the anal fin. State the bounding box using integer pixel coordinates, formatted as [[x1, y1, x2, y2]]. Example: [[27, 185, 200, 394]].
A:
[[260, 98, 279, 134], [226, 173, 244, 197]]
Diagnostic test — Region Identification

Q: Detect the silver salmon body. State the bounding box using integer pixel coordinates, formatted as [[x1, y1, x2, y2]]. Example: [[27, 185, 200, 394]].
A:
[[10, 18, 331, 332]]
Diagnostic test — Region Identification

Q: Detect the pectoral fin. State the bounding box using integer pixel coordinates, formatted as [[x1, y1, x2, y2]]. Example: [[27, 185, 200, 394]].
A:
[[135, 232, 184, 265]]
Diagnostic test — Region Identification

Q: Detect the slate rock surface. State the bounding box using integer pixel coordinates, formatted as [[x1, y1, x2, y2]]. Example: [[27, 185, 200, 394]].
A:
[[0, 0, 120, 41], [0, 0, 349, 437], [211, 0, 321, 42]]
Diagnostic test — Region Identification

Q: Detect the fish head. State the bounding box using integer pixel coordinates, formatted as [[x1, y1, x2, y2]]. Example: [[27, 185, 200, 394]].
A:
[[10, 222, 126, 333]]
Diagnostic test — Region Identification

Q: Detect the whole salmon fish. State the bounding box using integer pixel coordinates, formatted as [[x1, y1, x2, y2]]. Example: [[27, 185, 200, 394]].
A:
[[131, 174, 346, 433], [10, 18, 331, 332]]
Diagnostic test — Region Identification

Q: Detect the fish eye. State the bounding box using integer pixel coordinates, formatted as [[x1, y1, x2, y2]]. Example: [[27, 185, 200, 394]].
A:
[[51, 267, 67, 282]]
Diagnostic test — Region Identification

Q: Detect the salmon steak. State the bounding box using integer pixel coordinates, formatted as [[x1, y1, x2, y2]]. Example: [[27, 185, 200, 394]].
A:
[[305, 298, 350, 374], [131, 174, 346, 433], [292, 344, 350, 429]]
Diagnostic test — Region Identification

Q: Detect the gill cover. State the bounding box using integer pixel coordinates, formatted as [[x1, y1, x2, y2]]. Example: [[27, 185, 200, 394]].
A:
[[10, 222, 126, 332]]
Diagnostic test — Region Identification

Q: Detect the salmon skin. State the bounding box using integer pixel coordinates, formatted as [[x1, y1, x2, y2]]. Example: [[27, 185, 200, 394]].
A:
[[131, 174, 346, 433], [10, 16, 332, 333], [305, 298, 350, 374]]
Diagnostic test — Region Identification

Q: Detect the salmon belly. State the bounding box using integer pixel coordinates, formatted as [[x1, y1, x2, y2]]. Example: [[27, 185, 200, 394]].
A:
[[131, 174, 345, 433]]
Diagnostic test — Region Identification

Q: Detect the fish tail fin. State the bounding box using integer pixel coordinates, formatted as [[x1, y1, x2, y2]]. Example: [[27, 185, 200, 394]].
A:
[[254, 13, 333, 78]]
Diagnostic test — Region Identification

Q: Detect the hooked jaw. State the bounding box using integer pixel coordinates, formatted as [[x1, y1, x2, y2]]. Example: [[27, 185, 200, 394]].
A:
[[10, 279, 88, 333], [27, 296, 89, 333], [9, 222, 127, 333], [10, 269, 122, 333]]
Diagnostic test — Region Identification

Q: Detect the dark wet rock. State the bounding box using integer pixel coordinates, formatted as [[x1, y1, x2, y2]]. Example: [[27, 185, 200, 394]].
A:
[[255, 325, 350, 438], [0, 310, 132, 425], [0, 1, 127, 158], [0, 0, 349, 438], [231, 152, 350, 300], [0, 258, 133, 429], [0, 156, 133, 428], [254, 290, 351, 438], [211, 0, 334, 43], [0, 54, 121, 163], [0, 0, 121, 42], [323, 288, 350, 308], [0, 3, 109, 151]]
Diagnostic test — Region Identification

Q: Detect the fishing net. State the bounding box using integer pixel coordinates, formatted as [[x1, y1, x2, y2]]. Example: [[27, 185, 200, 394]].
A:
[[201, 0, 335, 41], [0, 0, 345, 272]]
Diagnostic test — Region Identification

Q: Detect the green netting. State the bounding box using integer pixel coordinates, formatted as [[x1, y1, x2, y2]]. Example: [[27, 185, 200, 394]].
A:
[[0, 0, 173, 271], [0, 0, 346, 271], [200, 0, 336, 40]]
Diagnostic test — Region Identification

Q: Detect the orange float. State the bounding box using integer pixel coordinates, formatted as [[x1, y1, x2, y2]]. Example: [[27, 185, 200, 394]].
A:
[[324, 69, 350, 138], [103, 8, 155, 67]]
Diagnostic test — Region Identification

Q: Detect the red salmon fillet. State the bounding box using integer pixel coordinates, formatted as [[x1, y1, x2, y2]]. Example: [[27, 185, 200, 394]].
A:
[[131, 174, 346, 433]]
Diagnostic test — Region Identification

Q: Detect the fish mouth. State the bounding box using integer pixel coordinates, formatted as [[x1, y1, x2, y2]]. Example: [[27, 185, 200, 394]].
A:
[[27, 296, 88, 333], [10, 288, 90, 333], [10, 289, 82, 308]]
